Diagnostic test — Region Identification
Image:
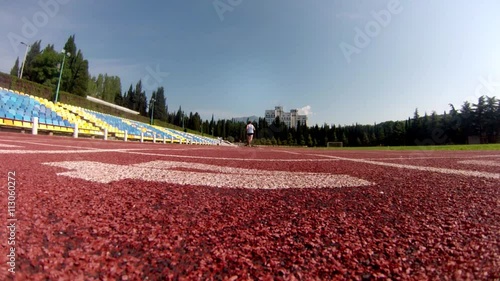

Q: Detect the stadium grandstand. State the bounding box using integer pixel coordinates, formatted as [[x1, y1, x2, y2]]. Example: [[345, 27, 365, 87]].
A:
[[0, 87, 224, 145]]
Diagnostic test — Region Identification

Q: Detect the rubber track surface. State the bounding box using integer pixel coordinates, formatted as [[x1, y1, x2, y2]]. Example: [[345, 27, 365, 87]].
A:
[[0, 133, 498, 280]]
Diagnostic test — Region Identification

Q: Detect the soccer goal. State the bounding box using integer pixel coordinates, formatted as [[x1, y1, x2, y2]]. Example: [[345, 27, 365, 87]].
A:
[[327, 142, 343, 148]]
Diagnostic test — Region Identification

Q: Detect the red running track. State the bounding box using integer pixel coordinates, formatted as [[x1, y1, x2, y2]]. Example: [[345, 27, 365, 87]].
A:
[[0, 132, 499, 280]]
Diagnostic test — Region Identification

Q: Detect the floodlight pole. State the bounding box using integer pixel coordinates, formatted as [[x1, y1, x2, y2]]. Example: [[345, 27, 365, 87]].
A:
[[19, 42, 30, 79], [150, 98, 156, 125], [55, 49, 70, 103]]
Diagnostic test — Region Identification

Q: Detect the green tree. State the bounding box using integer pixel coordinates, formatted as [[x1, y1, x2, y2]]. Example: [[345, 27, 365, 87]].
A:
[[87, 75, 98, 97], [135, 80, 148, 116], [299, 134, 306, 146], [362, 132, 370, 146], [88, 74, 121, 103], [342, 132, 349, 146], [174, 106, 183, 127], [460, 101, 474, 140], [114, 90, 124, 106], [287, 133, 294, 146], [62, 35, 89, 96], [124, 84, 135, 110], [210, 114, 215, 136], [148, 87, 167, 122], [484, 96, 499, 140], [103, 75, 121, 103], [10, 57, 20, 77], [271, 136, 277, 146], [192, 112, 202, 132], [307, 134, 313, 147], [472, 96, 487, 138], [154, 86, 167, 122], [22, 40, 42, 81], [29, 44, 61, 88]]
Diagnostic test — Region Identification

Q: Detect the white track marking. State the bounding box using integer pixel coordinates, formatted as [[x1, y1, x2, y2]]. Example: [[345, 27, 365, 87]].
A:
[[42, 160, 372, 189], [458, 160, 500, 167], [0, 144, 21, 148], [0, 149, 133, 154], [366, 155, 500, 160], [117, 150, 339, 162], [9, 141, 101, 150], [307, 154, 500, 179], [268, 150, 303, 155], [134, 160, 332, 173], [0, 148, 338, 162]]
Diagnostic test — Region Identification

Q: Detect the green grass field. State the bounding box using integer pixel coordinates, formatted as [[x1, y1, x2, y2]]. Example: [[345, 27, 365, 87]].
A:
[[321, 144, 500, 151]]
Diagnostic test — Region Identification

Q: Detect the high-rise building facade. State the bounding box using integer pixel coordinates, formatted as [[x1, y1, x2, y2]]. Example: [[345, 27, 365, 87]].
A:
[[265, 106, 307, 128]]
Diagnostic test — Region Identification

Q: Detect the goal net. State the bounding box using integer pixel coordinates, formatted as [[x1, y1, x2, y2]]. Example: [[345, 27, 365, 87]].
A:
[[327, 142, 343, 147]]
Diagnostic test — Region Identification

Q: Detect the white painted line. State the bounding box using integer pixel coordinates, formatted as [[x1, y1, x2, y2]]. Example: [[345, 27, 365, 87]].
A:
[[9, 141, 101, 150], [307, 154, 500, 179], [42, 160, 373, 189], [366, 155, 500, 160], [0, 148, 339, 162], [268, 149, 303, 155], [119, 150, 339, 162], [458, 160, 500, 167], [0, 149, 132, 154], [0, 144, 21, 148]]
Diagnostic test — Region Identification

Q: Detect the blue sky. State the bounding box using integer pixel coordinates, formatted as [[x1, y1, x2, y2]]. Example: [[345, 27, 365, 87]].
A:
[[1, 0, 499, 125]]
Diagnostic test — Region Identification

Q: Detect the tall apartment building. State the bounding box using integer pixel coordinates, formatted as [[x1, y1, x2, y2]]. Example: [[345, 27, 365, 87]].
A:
[[265, 106, 307, 128]]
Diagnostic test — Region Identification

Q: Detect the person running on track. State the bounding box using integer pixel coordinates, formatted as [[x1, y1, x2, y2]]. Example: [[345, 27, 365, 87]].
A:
[[246, 121, 256, 146]]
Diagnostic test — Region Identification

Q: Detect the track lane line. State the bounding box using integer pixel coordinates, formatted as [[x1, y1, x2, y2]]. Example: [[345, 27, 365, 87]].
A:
[[307, 154, 500, 179], [118, 150, 340, 162]]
